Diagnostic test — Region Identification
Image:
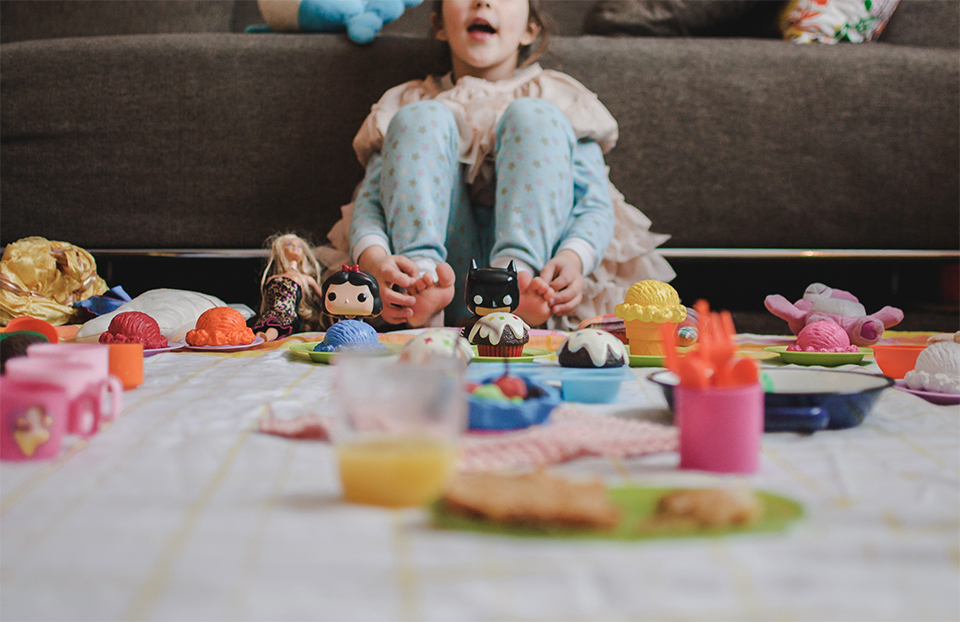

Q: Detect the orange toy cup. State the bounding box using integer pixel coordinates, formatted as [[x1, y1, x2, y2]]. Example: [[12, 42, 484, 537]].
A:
[[108, 343, 144, 389], [871, 343, 927, 379], [625, 321, 677, 356]]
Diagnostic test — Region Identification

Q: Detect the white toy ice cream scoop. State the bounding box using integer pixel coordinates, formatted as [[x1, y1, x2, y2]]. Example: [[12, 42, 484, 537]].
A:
[[904, 340, 960, 394]]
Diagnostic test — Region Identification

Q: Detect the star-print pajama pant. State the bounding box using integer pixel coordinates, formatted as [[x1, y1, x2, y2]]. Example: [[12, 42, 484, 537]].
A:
[[350, 98, 613, 324]]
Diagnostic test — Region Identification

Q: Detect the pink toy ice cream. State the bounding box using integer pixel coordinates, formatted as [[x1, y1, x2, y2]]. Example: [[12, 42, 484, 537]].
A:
[[787, 321, 859, 353], [904, 340, 960, 394]]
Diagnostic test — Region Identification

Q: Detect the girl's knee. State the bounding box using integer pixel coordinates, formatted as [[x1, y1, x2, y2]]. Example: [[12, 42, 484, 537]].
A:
[[497, 98, 573, 142], [388, 101, 456, 136]]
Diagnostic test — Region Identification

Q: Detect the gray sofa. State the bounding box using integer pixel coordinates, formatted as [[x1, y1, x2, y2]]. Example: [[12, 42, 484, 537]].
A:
[[2, 1, 958, 331]]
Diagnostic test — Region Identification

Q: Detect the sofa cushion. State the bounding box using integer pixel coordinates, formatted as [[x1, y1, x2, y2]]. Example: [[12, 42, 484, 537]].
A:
[[584, 0, 787, 38]]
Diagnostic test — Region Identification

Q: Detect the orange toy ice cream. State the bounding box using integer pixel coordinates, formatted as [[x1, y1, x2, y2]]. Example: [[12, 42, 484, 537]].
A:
[[614, 280, 687, 356], [185, 307, 255, 347]]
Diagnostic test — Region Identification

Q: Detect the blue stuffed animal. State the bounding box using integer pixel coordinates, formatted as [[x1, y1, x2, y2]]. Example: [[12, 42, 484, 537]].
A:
[[252, 0, 423, 45]]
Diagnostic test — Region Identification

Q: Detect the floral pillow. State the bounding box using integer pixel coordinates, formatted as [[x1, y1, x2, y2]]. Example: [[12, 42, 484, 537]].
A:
[[780, 0, 900, 43]]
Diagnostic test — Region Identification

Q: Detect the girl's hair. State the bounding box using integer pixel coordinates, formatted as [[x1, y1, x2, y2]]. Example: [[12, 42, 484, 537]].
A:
[[431, 0, 551, 71], [260, 232, 323, 328], [320, 267, 384, 317]]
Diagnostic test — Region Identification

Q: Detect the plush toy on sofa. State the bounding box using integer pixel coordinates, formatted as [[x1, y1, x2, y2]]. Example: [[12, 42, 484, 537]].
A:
[[253, 0, 423, 44], [764, 282, 904, 347]]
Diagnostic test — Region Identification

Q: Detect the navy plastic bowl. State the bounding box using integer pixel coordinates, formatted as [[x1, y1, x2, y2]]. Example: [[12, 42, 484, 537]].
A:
[[468, 375, 561, 431], [648, 368, 893, 432]]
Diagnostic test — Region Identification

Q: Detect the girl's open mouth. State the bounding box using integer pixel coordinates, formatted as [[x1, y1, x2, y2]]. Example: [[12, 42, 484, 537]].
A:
[[467, 19, 497, 38]]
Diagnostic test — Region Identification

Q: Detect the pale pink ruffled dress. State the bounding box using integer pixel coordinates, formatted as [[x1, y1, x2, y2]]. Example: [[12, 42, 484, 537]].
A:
[[318, 64, 676, 330]]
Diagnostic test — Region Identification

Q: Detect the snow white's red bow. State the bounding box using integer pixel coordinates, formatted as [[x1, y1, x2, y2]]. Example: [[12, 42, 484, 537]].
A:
[[341, 264, 361, 273]]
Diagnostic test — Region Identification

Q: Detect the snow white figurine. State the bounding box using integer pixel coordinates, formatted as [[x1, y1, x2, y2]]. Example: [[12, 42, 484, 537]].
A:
[[253, 233, 325, 341]]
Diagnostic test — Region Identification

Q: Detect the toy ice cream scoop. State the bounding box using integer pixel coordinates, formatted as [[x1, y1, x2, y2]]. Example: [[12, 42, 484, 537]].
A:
[[787, 321, 858, 353], [904, 340, 960, 394], [614, 280, 687, 356], [186, 307, 256, 347], [399, 328, 472, 368], [99, 311, 168, 349], [313, 319, 382, 353]]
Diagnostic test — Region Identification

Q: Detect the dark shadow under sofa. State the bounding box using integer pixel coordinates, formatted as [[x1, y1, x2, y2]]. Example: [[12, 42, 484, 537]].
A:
[[2, 1, 958, 331]]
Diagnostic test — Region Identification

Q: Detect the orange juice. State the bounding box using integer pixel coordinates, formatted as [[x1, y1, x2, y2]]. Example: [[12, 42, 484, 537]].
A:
[[336, 436, 459, 508]]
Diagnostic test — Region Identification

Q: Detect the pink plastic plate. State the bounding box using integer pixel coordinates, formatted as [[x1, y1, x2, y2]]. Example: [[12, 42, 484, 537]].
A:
[[894, 380, 960, 405], [184, 337, 265, 352], [144, 341, 185, 356]]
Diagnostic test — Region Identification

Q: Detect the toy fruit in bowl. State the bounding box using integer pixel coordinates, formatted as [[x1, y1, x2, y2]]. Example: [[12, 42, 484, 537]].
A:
[[871, 343, 927, 379], [467, 372, 559, 431]]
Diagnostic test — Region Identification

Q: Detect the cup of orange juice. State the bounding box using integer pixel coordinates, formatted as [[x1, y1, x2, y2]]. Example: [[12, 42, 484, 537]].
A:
[[332, 352, 466, 508]]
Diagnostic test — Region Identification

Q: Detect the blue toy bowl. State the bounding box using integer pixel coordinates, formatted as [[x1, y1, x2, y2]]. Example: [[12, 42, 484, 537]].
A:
[[560, 367, 628, 404], [468, 375, 560, 431]]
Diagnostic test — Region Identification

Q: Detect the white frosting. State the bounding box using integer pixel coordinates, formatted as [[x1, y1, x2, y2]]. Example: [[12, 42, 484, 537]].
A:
[[904, 341, 960, 394], [399, 329, 473, 368], [558, 329, 629, 367], [468, 313, 529, 346]]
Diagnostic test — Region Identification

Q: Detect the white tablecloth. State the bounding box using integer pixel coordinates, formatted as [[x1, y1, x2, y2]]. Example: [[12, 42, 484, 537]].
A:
[[2, 334, 958, 621]]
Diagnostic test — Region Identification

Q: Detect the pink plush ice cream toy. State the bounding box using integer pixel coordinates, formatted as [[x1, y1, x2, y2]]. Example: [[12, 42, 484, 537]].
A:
[[764, 282, 903, 347], [787, 321, 859, 353]]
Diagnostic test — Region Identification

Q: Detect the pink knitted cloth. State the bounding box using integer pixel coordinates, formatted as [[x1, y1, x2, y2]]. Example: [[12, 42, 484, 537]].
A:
[[259, 405, 677, 472]]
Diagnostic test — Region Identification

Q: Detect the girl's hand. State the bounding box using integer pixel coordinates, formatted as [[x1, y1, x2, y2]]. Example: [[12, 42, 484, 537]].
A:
[[540, 250, 584, 316], [358, 247, 418, 324]]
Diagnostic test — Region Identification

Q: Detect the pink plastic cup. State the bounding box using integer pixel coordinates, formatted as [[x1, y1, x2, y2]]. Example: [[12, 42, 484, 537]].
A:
[[676, 382, 764, 474], [4, 358, 121, 436], [27, 342, 111, 378], [0, 376, 69, 461]]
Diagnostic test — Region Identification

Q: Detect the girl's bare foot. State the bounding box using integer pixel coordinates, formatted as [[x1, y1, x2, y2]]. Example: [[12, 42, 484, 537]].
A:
[[515, 271, 554, 327], [408, 262, 456, 327]]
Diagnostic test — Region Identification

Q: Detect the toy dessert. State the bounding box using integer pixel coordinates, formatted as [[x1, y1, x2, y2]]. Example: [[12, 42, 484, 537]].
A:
[[556, 329, 629, 368], [185, 307, 256, 347], [468, 312, 529, 358], [313, 319, 382, 353], [440, 471, 621, 530], [98, 311, 168, 349], [903, 339, 960, 394], [466, 371, 559, 430], [399, 328, 472, 368], [641, 488, 761, 530], [786, 321, 858, 353], [614, 280, 687, 356]]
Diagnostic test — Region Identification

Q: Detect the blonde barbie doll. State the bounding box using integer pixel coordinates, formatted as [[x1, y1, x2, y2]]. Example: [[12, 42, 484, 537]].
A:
[[253, 233, 325, 341]]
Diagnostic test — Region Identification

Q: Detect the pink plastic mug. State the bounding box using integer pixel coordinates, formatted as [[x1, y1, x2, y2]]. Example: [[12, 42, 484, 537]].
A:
[[676, 382, 764, 474], [27, 342, 111, 378], [0, 376, 69, 461], [4, 358, 121, 436]]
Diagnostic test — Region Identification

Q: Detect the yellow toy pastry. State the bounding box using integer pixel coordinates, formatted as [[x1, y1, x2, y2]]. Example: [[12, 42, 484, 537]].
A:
[[614, 280, 687, 356]]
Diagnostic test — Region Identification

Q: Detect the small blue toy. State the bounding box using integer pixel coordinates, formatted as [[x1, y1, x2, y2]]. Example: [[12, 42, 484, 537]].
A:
[[251, 0, 423, 45], [313, 319, 383, 352]]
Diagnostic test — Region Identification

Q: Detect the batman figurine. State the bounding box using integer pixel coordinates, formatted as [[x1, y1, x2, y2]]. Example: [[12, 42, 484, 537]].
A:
[[465, 259, 520, 317]]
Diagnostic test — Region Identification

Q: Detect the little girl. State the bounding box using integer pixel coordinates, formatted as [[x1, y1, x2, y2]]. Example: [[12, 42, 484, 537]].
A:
[[321, 0, 675, 329]]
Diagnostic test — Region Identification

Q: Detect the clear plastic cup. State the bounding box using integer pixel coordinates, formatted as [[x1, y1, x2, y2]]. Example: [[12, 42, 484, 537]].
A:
[[332, 352, 467, 508]]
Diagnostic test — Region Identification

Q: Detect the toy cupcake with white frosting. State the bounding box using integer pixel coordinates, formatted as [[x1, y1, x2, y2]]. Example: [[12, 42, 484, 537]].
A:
[[468, 313, 530, 358], [557, 329, 629, 368]]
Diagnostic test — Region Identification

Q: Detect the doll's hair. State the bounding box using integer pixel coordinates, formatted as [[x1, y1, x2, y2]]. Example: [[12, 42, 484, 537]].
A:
[[320, 267, 384, 317], [260, 232, 323, 329], [430, 0, 551, 71]]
